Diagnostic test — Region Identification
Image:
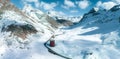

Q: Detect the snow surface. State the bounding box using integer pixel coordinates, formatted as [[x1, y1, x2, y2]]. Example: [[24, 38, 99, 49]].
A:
[[47, 25, 120, 59], [0, 32, 64, 59], [0, 8, 62, 59], [46, 5, 120, 59], [0, 3, 120, 59]]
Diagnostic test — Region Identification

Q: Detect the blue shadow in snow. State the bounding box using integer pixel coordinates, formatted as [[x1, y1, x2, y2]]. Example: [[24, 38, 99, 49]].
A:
[[79, 23, 119, 35]]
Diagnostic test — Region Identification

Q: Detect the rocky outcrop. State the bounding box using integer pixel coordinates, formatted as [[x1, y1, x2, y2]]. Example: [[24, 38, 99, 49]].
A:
[[2, 24, 37, 39]]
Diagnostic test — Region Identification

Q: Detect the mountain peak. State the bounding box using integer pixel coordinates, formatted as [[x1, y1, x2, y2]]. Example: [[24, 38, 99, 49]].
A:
[[22, 4, 44, 16], [110, 4, 120, 12], [87, 7, 99, 14], [79, 4, 120, 27]]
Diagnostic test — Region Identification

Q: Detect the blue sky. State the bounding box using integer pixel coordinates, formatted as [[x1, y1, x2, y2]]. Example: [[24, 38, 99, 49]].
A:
[[10, 0, 120, 17]]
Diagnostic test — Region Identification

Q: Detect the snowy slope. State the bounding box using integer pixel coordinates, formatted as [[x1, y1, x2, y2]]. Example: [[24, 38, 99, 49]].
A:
[[23, 4, 59, 29], [47, 5, 120, 59], [0, 1, 64, 59], [1, 0, 120, 59], [79, 5, 120, 45]]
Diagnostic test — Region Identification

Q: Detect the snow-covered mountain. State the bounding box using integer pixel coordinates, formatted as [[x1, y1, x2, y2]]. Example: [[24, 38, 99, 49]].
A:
[[47, 11, 82, 23], [46, 5, 120, 59], [60, 16, 82, 23], [61, 4, 120, 59], [22, 4, 60, 29], [1, 0, 120, 59], [77, 4, 120, 47], [0, 0, 65, 59], [54, 17, 74, 26], [0, 0, 62, 48]]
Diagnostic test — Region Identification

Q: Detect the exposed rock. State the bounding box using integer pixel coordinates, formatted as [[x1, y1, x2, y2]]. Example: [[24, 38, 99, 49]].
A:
[[2, 24, 37, 39], [55, 17, 73, 26]]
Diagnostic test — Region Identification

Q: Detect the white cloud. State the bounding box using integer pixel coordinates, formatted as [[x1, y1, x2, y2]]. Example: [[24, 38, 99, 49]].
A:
[[58, 11, 66, 16], [35, 2, 40, 8], [22, 0, 40, 8], [112, 0, 120, 4], [64, 0, 75, 8], [62, 0, 76, 9], [70, 10, 78, 13], [101, 2, 116, 10], [96, 1, 102, 7], [40, 2, 57, 11], [77, 0, 90, 9], [96, 1, 117, 10], [22, 0, 57, 10], [25, 0, 38, 2], [61, 5, 69, 10]]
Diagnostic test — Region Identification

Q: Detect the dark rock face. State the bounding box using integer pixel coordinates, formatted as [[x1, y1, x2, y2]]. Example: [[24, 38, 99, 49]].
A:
[[56, 20, 68, 23], [55, 17, 73, 26], [56, 19, 73, 26], [2, 24, 37, 39]]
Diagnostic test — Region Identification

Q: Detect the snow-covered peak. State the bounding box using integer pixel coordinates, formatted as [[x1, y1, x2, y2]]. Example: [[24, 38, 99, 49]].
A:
[[22, 4, 33, 13], [80, 4, 120, 25], [23, 4, 44, 15], [94, 7, 99, 12], [22, 4, 60, 29], [0, 1, 59, 47], [75, 4, 120, 51], [84, 7, 103, 17], [55, 16, 82, 23], [110, 4, 120, 12]]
